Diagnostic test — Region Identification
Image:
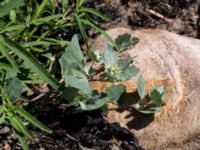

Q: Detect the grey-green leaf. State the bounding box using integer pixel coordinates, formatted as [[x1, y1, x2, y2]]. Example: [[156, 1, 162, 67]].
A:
[[103, 44, 118, 69], [59, 35, 91, 94], [106, 85, 126, 102], [4, 77, 22, 102], [64, 74, 92, 94], [115, 33, 139, 53], [116, 66, 140, 81], [137, 74, 146, 99], [79, 97, 110, 111], [59, 35, 85, 76], [149, 86, 165, 106]]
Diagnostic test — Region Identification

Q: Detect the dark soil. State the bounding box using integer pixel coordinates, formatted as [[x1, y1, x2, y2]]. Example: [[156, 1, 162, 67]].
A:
[[0, 97, 142, 150], [87, 0, 200, 38], [1, 0, 200, 150]]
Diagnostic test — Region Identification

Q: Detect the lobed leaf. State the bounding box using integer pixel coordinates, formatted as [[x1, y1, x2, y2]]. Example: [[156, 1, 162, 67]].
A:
[[115, 66, 140, 81], [106, 85, 126, 102], [4, 77, 22, 103], [79, 97, 110, 111], [59, 35, 91, 94], [115, 33, 139, 53], [149, 86, 165, 106], [103, 44, 118, 69]]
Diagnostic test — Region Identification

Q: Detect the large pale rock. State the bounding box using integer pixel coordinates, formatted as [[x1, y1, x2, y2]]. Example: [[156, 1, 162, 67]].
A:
[[90, 28, 200, 149]]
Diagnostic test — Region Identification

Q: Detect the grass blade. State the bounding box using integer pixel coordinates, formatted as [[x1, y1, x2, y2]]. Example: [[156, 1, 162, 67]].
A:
[[0, 24, 25, 33], [9, 115, 34, 139], [16, 132, 29, 150], [76, 0, 85, 10], [0, 42, 19, 72], [80, 8, 110, 21], [9, 116, 29, 150], [0, 62, 15, 71], [81, 19, 117, 48], [15, 107, 53, 134], [32, 14, 63, 25], [0, 38, 62, 90], [75, 15, 88, 45], [33, 0, 49, 20]]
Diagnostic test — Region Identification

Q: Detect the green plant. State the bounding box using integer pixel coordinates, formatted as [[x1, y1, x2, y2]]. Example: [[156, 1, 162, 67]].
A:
[[59, 35, 127, 111], [73, 0, 116, 49], [135, 75, 165, 114], [0, 0, 166, 149], [59, 34, 165, 113], [0, 0, 119, 148], [0, 76, 53, 150]]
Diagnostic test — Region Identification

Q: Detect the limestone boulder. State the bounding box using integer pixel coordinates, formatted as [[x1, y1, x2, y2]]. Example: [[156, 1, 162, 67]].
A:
[[90, 27, 200, 149]]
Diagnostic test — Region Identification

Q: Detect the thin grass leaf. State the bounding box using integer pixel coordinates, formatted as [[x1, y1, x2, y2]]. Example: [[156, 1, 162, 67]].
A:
[[0, 106, 4, 115], [0, 38, 62, 90], [9, 117, 29, 150], [0, 0, 23, 18], [0, 43, 19, 72], [9, 115, 34, 139], [75, 15, 88, 45], [0, 113, 5, 124], [79, 8, 110, 21], [24, 36, 70, 47], [48, 0, 56, 14], [0, 24, 25, 33], [62, 0, 69, 13], [15, 107, 53, 133], [0, 106, 5, 124], [33, 0, 49, 20], [16, 132, 29, 150], [32, 14, 63, 25], [76, 0, 85, 10], [81, 19, 117, 48], [0, 62, 15, 71], [23, 41, 55, 48]]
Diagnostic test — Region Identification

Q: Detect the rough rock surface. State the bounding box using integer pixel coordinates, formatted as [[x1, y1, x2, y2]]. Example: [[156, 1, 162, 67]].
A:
[[90, 27, 200, 149]]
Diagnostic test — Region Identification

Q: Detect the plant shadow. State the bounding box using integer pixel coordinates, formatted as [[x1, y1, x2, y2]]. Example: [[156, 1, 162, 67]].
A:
[[116, 92, 154, 130]]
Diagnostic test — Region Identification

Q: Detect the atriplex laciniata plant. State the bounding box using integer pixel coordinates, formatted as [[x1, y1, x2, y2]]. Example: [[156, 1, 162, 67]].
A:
[[0, 0, 165, 149], [59, 34, 165, 113]]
